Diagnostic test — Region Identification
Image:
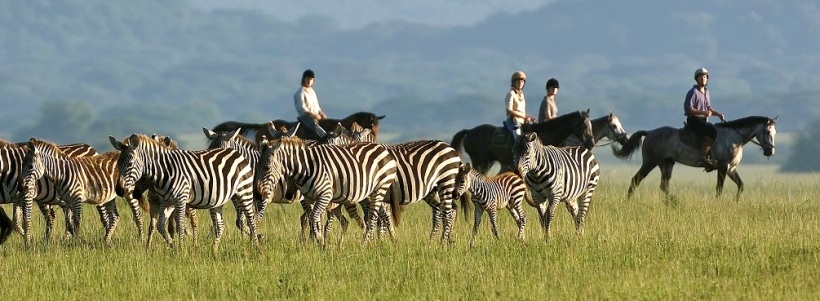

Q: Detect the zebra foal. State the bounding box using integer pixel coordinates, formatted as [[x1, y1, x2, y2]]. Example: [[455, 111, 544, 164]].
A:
[[453, 163, 528, 242], [512, 133, 600, 240], [110, 134, 258, 250]]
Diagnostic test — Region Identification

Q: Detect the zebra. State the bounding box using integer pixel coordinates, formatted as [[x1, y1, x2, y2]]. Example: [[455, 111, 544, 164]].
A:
[[255, 135, 398, 246], [109, 134, 258, 249], [512, 132, 600, 241], [0, 141, 100, 244], [120, 134, 200, 248], [453, 162, 529, 242], [19, 138, 143, 246]]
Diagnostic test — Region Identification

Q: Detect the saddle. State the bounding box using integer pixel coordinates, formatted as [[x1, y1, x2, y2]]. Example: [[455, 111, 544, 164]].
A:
[[491, 126, 514, 147], [678, 122, 707, 149]]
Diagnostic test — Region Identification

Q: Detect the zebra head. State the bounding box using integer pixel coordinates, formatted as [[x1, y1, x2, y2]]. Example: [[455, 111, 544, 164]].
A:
[[109, 134, 146, 200], [452, 162, 474, 200], [512, 132, 538, 177], [255, 135, 287, 204], [204, 127, 242, 149], [20, 138, 47, 202]]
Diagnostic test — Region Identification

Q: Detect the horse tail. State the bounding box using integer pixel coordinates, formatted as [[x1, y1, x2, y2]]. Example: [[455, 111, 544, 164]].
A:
[[613, 130, 647, 160], [450, 129, 469, 159], [0, 206, 15, 244]]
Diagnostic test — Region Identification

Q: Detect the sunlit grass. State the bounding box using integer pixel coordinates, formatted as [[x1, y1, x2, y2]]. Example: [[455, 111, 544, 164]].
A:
[[1, 164, 819, 299]]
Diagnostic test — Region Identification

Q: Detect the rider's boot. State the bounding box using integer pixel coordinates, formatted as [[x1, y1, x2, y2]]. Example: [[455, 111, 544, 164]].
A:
[[701, 137, 717, 172]]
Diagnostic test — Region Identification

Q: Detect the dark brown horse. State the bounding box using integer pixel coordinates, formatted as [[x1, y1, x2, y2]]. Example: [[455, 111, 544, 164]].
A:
[[211, 111, 385, 143], [451, 110, 595, 174]]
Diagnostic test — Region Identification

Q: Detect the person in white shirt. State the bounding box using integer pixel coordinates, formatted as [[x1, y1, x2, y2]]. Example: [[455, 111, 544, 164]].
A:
[[504, 70, 535, 137], [294, 69, 328, 138]]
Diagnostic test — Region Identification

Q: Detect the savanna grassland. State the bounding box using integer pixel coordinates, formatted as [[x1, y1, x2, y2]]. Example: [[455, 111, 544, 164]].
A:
[[1, 164, 818, 300]]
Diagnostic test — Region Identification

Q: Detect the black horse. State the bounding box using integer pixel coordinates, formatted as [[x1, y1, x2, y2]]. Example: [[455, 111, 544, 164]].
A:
[[211, 111, 385, 143], [451, 110, 595, 174]]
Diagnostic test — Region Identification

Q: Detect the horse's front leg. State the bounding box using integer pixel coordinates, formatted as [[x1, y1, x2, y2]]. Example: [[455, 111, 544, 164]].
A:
[[715, 163, 730, 198]]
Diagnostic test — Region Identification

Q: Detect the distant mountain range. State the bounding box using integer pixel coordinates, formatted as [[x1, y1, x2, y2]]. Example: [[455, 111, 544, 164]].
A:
[[0, 0, 816, 149]]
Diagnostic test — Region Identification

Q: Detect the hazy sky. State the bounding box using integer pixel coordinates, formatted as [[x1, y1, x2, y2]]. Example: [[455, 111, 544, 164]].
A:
[[191, 0, 555, 29]]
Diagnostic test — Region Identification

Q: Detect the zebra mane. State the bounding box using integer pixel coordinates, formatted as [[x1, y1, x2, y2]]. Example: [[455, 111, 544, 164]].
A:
[[0, 138, 15, 147], [129, 134, 173, 151], [278, 136, 309, 148], [30, 138, 64, 155], [230, 134, 258, 149]]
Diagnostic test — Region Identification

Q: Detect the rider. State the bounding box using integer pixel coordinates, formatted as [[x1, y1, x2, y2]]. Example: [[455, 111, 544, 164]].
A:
[[538, 77, 560, 122], [684, 67, 726, 169], [504, 71, 536, 138], [294, 69, 328, 138]]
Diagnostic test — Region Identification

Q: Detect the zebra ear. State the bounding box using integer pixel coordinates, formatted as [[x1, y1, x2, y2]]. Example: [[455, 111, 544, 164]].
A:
[[163, 137, 173, 147], [524, 132, 537, 142], [27, 138, 37, 154], [128, 134, 141, 147], [203, 127, 218, 139], [109, 136, 126, 151]]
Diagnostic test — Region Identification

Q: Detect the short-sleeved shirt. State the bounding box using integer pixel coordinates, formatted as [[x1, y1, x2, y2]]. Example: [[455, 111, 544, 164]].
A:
[[538, 95, 557, 123], [684, 85, 711, 118], [505, 89, 526, 124], [294, 86, 321, 116]]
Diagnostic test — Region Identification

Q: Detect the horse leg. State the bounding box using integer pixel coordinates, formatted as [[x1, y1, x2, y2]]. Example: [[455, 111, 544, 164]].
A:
[[725, 167, 744, 201], [715, 164, 729, 198], [658, 159, 675, 196], [628, 163, 656, 199]]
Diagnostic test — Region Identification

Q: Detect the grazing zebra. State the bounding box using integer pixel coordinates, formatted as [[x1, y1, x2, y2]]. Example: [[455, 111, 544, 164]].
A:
[[255, 135, 398, 246], [109, 134, 258, 249], [453, 163, 528, 242], [512, 133, 600, 240], [121, 134, 200, 248], [0, 141, 101, 243], [20, 138, 143, 245]]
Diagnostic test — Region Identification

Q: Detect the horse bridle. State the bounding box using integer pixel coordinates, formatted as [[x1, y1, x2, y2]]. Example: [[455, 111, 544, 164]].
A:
[[729, 124, 774, 149]]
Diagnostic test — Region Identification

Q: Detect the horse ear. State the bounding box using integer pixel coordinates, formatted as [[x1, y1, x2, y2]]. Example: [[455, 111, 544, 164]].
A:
[[230, 128, 242, 140], [203, 127, 217, 139], [608, 111, 613, 119], [377, 115, 385, 120], [260, 134, 269, 145]]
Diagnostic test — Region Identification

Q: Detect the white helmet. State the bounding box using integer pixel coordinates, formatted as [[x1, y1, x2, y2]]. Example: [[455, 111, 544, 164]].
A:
[[510, 71, 527, 83], [694, 67, 709, 79]]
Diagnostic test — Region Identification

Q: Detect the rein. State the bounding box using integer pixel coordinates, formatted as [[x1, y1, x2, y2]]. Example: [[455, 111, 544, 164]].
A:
[[726, 124, 771, 149]]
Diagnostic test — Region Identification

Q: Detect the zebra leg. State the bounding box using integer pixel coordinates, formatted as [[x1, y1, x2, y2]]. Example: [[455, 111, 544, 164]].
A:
[[156, 206, 173, 248], [21, 199, 34, 245], [425, 199, 441, 240], [323, 205, 339, 244], [61, 205, 74, 241], [37, 203, 56, 241], [440, 200, 457, 244], [69, 200, 83, 238], [575, 193, 594, 235], [310, 193, 332, 247], [628, 163, 656, 199], [488, 207, 500, 240], [344, 203, 364, 229], [509, 204, 526, 241], [363, 200, 385, 244], [299, 199, 313, 244], [472, 205, 484, 241], [232, 194, 259, 245], [336, 207, 350, 247], [12, 202, 25, 239], [544, 198, 560, 239], [125, 197, 144, 238], [145, 204, 160, 249], [98, 201, 120, 246], [209, 208, 226, 251], [173, 200, 189, 247], [186, 207, 199, 244]]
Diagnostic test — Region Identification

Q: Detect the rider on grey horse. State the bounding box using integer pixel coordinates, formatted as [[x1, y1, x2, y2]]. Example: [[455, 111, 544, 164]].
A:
[[684, 67, 726, 170]]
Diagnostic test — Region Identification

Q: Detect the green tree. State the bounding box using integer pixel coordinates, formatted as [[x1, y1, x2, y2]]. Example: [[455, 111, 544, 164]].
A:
[[13, 100, 98, 144]]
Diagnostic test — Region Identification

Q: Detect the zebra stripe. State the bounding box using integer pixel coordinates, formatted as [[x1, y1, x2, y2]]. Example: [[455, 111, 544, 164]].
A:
[[20, 138, 142, 245], [454, 163, 528, 241], [0, 141, 100, 243], [512, 132, 600, 240], [256, 136, 397, 245], [110, 134, 258, 249], [378, 140, 461, 242]]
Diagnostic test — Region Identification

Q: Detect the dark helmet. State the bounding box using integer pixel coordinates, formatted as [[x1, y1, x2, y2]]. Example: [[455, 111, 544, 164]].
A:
[[302, 69, 315, 80], [546, 78, 560, 89]]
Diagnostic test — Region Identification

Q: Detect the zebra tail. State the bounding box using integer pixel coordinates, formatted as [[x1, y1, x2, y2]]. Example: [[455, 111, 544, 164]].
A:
[[0, 206, 15, 244], [138, 196, 151, 213], [612, 130, 647, 160], [389, 194, 403, 227], [450, 129, 469, 159]]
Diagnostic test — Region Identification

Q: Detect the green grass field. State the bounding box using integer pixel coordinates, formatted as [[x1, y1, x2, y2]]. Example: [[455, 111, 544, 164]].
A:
[[1, 164, 818, 300]]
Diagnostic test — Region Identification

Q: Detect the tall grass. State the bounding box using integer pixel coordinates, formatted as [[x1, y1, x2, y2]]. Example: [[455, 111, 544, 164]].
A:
[[1, 164, 818, 300]]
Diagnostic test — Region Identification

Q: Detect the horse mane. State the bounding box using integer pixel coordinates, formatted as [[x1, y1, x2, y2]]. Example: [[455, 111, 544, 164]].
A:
[[524, 110, 584, 132], [715, 116, 771, 129]]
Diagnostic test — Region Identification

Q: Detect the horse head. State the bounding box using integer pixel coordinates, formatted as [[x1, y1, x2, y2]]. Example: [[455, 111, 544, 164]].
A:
[[758, 117, 777, 157], [607, 111, 629, 144], [577, 109, 595, 149]]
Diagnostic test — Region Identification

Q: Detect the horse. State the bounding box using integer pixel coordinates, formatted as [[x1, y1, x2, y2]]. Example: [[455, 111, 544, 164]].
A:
[[613, 116, 777, 200], [211, 111, 385, 143], [451, 110, 595, 175], [562, 112, 629, 151]]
